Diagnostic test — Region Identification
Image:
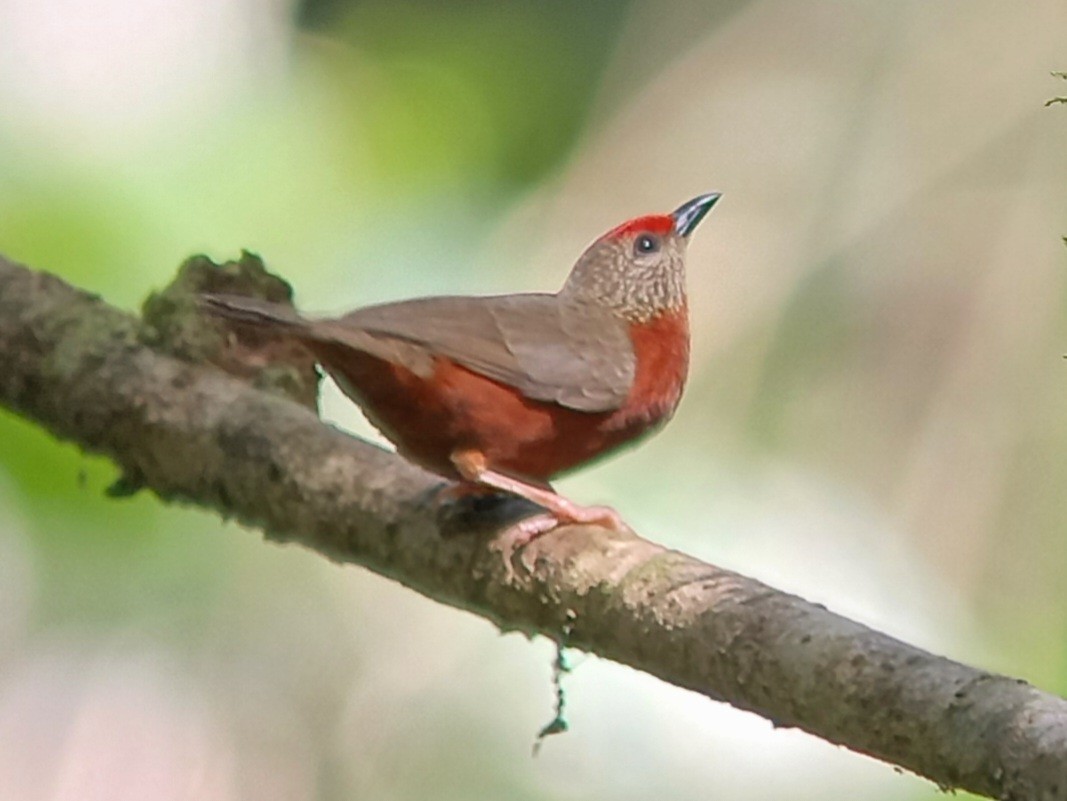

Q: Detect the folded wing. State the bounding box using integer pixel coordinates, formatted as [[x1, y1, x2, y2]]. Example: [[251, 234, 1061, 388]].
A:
[[323, 294, 636, 413]]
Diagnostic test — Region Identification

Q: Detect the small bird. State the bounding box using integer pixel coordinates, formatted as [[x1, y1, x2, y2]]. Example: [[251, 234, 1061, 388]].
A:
[[203, 193, 720, 545]]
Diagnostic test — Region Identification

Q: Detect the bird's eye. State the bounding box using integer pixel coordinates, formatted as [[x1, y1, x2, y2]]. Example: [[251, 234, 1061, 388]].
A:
[[634, 234, 660, 255]]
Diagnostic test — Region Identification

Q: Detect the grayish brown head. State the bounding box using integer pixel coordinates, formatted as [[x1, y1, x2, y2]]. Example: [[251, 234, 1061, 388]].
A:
[[560, 193, 721, 322]]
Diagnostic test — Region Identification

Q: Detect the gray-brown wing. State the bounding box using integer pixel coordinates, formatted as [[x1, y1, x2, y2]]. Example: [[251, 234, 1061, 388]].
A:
[[320, 294, 635, 413]]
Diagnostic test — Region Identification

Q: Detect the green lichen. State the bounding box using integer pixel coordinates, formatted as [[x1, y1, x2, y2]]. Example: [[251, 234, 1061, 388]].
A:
[[253, 363, 321, 402], [141, 251, 293, 362], [533, 610, 576, 755], [42, 295, 140, 384], [139, 252, 320, 410]]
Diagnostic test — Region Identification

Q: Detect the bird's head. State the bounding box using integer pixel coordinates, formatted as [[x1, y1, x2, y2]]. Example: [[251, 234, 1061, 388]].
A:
[[560, 193, 721, 321]]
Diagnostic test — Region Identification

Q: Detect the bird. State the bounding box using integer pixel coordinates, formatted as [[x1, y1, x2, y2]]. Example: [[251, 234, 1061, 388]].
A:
[[202, 193, 720, 548]]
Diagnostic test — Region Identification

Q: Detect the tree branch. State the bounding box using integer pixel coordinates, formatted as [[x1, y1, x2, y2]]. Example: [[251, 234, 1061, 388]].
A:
[[1, 253, 1065, 800], [1047, 70, 1067, 107]]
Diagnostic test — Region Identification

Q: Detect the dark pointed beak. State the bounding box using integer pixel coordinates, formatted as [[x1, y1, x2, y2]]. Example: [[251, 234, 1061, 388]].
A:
[[672, 192, 722, 237]]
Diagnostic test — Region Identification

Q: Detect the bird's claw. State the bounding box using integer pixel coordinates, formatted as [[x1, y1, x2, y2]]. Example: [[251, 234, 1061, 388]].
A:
[[564, 504, 627, 532], [491, 504, 629, 582], [492, 513, 559, 582]]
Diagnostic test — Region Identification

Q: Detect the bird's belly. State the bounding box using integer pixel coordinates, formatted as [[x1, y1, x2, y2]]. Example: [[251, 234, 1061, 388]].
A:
[[321, 352, 621, 480], [310, 312, 688, 482]]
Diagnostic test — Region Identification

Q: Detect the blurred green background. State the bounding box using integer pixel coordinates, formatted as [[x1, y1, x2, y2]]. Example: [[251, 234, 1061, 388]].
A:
[[1, 1, 1065, 798]]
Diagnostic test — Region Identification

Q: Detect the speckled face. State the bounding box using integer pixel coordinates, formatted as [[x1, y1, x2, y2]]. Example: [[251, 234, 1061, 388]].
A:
[[560, 227, 689, 322]]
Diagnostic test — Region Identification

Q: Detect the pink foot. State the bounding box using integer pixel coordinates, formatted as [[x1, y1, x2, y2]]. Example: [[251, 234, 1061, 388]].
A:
[[448, 449, 630, 580], [492, 503, 629, 581]]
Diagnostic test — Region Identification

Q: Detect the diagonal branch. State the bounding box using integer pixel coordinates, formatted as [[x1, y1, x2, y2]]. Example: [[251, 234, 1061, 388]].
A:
[[1, 253, 1065, 800]]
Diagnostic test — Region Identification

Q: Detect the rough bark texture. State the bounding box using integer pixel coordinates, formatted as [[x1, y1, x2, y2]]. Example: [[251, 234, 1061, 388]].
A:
[[1, 253, 1065, 800]]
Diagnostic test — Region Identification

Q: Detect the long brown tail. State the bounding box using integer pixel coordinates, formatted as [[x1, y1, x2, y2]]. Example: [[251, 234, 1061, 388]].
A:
[[200, 293, 436, 377], [199, 294, 305, 330]]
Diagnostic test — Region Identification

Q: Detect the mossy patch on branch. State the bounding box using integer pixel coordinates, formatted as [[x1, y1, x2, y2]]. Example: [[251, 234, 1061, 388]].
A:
[[141, 252, 320, 410]]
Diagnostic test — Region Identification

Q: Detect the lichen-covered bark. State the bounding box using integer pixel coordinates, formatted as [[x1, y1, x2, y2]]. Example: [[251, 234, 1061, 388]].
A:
[[1, 253, 1065, 800]]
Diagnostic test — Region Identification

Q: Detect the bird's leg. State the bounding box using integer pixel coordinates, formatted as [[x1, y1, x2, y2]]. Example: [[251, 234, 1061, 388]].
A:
[[432, 480, 505, 507], [451, 450, 626, 530], [451, 449, 628, 576]]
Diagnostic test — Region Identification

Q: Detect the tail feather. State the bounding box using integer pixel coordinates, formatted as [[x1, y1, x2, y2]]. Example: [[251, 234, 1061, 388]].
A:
[[200, 294, 304, 330], [200, 293, 437, 377]]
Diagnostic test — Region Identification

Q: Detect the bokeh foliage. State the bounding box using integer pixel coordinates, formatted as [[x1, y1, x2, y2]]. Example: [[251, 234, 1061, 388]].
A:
[[0, 2, 1064, 800]]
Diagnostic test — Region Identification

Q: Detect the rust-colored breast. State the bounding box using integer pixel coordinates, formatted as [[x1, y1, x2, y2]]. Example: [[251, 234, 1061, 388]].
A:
[[604, 307, 689, 435], [309, 308, 689, 483]]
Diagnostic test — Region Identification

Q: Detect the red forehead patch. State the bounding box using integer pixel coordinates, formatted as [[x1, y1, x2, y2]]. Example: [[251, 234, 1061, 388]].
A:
[[606, 214, 675, 240]]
